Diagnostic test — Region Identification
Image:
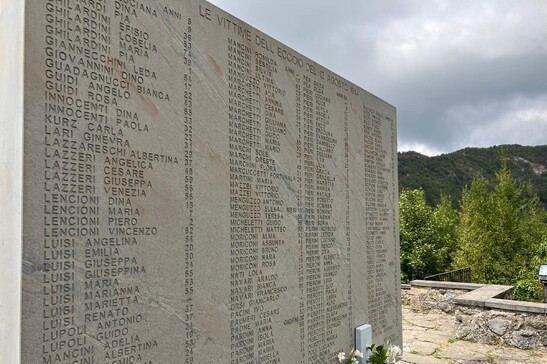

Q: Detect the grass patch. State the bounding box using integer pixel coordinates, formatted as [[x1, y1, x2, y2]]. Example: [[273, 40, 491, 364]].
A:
[[432, 348, 443, 359]]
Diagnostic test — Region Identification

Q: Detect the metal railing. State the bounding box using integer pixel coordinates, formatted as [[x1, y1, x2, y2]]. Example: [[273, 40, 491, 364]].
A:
[[424, 267, 472, 283]]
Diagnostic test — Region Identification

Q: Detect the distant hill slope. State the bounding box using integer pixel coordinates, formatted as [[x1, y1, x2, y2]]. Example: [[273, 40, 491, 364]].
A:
[[398, 144, 547, 208]]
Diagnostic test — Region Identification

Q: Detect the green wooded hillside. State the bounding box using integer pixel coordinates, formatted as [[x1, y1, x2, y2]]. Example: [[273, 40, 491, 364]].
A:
[[398, 144, 547, 207]]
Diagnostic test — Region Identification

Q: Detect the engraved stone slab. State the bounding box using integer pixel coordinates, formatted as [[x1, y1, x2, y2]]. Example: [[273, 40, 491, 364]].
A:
[[1, 0, 401, 363]]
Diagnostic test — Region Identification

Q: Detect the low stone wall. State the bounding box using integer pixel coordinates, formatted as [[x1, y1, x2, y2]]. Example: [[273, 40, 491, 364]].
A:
[[401, 284, 411, 305], [407, 287, 467, 314], [455, 306, 547, 349], [404, 280, 547, 350], [404, 281, 482, 314]]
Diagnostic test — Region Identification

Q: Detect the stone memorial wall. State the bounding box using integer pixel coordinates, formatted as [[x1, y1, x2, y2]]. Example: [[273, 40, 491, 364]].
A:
[[1, 0, 401, 363]]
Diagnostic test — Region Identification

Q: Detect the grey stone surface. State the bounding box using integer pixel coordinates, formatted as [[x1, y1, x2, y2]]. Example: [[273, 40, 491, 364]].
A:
[[437, 302, 451, 313], [455, 306, 547, 349], [509, 330, 538, 350], [486, 298, 547, 314], [488, 318, 510, 336], [438, 340, 489, 361], [409, 340, 439, 355], [407, 287, 465, 314], [4, 0, 401, 363], [400, 352, 447, 364], [455, 285, 513, 307], [410, 280, 484, 291]]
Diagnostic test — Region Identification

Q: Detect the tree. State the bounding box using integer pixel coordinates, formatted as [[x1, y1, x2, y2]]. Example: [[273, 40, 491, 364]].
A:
[[399, 189, 459, 282], [513, 199, 547, 301], [431, 195, 459, 270], [454, 161, 546, 289]]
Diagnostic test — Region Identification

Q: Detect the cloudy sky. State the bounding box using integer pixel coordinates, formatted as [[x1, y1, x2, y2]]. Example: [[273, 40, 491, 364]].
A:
[[207, 0, 547, 156]]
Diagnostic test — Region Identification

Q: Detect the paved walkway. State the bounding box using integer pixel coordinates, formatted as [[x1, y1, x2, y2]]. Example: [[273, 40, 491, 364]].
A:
[[401, 306, 547, 363]]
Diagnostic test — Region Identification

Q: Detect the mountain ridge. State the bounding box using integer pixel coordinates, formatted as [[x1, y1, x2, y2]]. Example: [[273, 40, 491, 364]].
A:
[[398, 144, 547, 207]]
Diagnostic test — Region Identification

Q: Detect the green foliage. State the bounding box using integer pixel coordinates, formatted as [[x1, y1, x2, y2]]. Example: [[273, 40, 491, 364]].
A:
[[514, 239, 547, 301], [486, 351, 496, 363], [513, 280, 543, 302], [399, 189, 459, 282], [431, 195, 459, 269], [366, 344, 387, 364], [453, 160, 547, 296], [398, 147, 546, 299]]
